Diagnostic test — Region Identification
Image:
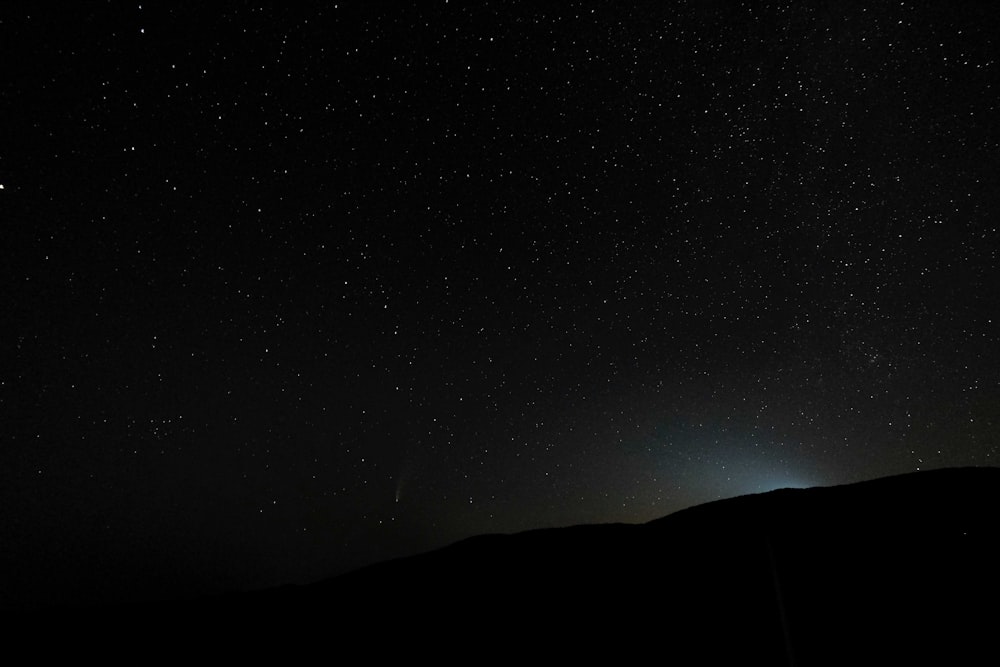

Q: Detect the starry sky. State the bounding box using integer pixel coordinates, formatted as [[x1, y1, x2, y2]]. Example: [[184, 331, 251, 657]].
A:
[[3, 1, 999, 607]]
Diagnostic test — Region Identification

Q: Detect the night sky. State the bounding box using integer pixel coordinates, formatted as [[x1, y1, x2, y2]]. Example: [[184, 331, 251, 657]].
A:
[[4, 2, 1000, 608]]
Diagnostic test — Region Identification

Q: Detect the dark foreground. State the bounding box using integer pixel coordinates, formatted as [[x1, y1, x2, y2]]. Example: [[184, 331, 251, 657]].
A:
[[12, 467, 1000, 662]]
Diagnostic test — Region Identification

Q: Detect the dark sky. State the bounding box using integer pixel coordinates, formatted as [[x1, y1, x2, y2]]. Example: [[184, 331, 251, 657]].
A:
[[3, 1, 999, 608]]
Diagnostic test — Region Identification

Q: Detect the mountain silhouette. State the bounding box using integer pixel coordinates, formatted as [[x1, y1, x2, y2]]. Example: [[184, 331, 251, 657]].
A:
[[14, 467, 1000, 662]]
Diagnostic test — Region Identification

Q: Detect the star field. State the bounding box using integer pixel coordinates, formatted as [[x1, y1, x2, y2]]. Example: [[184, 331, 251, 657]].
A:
[[3, 2, 999, 607]]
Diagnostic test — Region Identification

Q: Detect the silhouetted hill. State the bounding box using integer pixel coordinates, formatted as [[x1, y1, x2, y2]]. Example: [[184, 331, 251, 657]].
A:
[[13, 467, 1000, 662]]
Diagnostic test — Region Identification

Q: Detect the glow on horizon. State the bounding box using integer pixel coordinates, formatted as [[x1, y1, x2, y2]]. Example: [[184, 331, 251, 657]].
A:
[[751, 478, 816, 493]]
